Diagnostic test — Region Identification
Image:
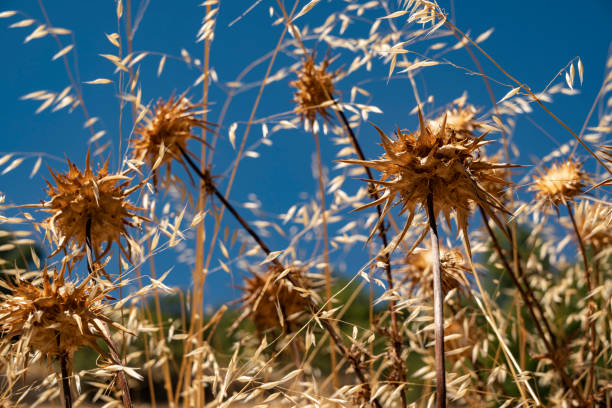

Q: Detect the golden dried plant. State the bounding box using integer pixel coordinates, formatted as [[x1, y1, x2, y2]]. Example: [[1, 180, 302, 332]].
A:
[[431, 98, 489, 139], [434, 99, 511, 198], [131, 95, 210, 188], [291, 52, 338, 124], [401, 246, 470, 296], [240, 264, 312, 333], [530, 160, 588, 207], [0, 265, 127, 362], [565, 199, 612, 252], [343, 110, 514, 247], [43, 150, 146, 259]]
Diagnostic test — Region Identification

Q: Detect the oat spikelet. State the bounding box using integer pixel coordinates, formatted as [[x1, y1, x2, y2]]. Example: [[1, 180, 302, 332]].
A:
[[343, 110, 514, 247], [530, 160, 588, 207], [44, 150, 146, 259], [240, 265, 311, 332], [0, 265, 126, 360], [291, 52, 338, 124], [401, 246, 470, 296], [131, 95, 210, 188]]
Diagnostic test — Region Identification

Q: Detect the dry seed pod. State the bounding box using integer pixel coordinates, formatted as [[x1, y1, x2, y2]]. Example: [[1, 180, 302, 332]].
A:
[[291, 52, 338, 124], [401, 246, 470, 296], [131, 95, 210, 188], [43, 150, 146, 259], [564, 199, 612, 252], [342, 110, 515, 246], [240, 264, 311, 333], [0, 265, 126, 361], [431, 98, 489, 139], [433, 100, 511, 198], [530, 160, 588, 207]]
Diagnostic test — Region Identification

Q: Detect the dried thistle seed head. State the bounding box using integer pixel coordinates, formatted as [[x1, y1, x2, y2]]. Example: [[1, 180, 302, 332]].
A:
[[565, 200, 612, 252], [444, 317, 479, 361], [131, 95, 209, 188], [431, 99, 487, 139], [43, 151, 145, 259], [401, 246, 470, 296], [291, 53, 338, 124], [0, 266, 125, 360], [240, 264, 311, 332], [343, 110, 514, 244], [530, 160, 588, 206], [477, 150, 512, 199]]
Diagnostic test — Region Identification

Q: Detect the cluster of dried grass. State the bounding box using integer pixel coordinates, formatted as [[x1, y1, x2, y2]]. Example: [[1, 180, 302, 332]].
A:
[[0, 1, 611, 407]]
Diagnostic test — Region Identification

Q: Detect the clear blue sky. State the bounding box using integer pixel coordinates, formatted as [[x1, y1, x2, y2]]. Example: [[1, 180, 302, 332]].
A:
[[1, 1, 610, 306]]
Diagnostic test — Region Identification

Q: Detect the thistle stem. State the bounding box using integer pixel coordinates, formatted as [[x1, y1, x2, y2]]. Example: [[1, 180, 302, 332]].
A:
[[85, 222, 133, 408], [480, 207, 583, 402], [85, 218, 94, 275], [337, 106, 407, 408], [58, 346, 72, 408], [567, 202, 596, 401], [312, 128, 339, 388], [426, 192, 446, 408], [178, 146, 382, 408]]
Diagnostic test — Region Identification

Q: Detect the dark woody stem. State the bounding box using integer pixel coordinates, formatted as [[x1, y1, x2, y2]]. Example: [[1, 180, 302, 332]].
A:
[[426, 192, 446, 408], [58, 337, 72, 408], [178, 145, 382, 408], [566, 202, 596, 402], [479, 206, 583, 403], [84, 220, 133, 408], [336, 105, 407, 408], [85, 218, 94, 275]]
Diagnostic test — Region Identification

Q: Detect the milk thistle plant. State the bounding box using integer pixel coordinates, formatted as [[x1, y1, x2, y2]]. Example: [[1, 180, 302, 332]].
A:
[[43, 150, 146, 262], [1, 1, 611, 407], [344, 109, 515, 406]]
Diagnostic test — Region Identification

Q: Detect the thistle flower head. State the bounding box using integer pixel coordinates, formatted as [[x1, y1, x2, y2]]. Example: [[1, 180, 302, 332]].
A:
[[240, 264, 311, 332], [401, 246, 470, 296], [291, 52, 338, 124], [530, 160, 588, 207], [565, 200, 612, 252], [131, 95, 209, 188], [0, 266, 125, 360], [343, 110, 514, 246], [431, 99, 487, 138], [43, 151, 146, 259]]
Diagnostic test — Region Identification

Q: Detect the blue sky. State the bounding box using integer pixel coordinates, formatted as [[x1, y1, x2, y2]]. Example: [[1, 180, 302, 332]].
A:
[[1, 1, 610, 305]]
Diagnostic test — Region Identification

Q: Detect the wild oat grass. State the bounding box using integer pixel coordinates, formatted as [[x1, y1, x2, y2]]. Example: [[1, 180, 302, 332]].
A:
[[0, 1, 611, 408]]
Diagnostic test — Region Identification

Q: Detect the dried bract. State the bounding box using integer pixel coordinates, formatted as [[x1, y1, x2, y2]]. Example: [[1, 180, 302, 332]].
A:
[[240, 265, 311, 332], [0, 266, 124, 360], [401, 246, 470, 296], [43, 151, 145, 258], [291, 53, 337, 124], [565, 199, 612, 252], [530, 160, 588, 207], [343, 110, 513, 245], [431, 99, 487, 138], [131, 95, 209, 188]]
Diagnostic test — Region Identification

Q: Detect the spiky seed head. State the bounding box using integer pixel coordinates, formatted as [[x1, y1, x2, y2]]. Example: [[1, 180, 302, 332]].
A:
[[291, 53, 337, 124], [342, 110, 514, 245], [240, 264, 311, 332], [530, 160, 588, 206], [43, 151, 145, 259], [131, 95, 209, 188], [478, 150, 512, 199], [431, 99, 488, 139], [0, 266, 126, 360], [402, 246, 470, 296], [566, 200, 612, 252]]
